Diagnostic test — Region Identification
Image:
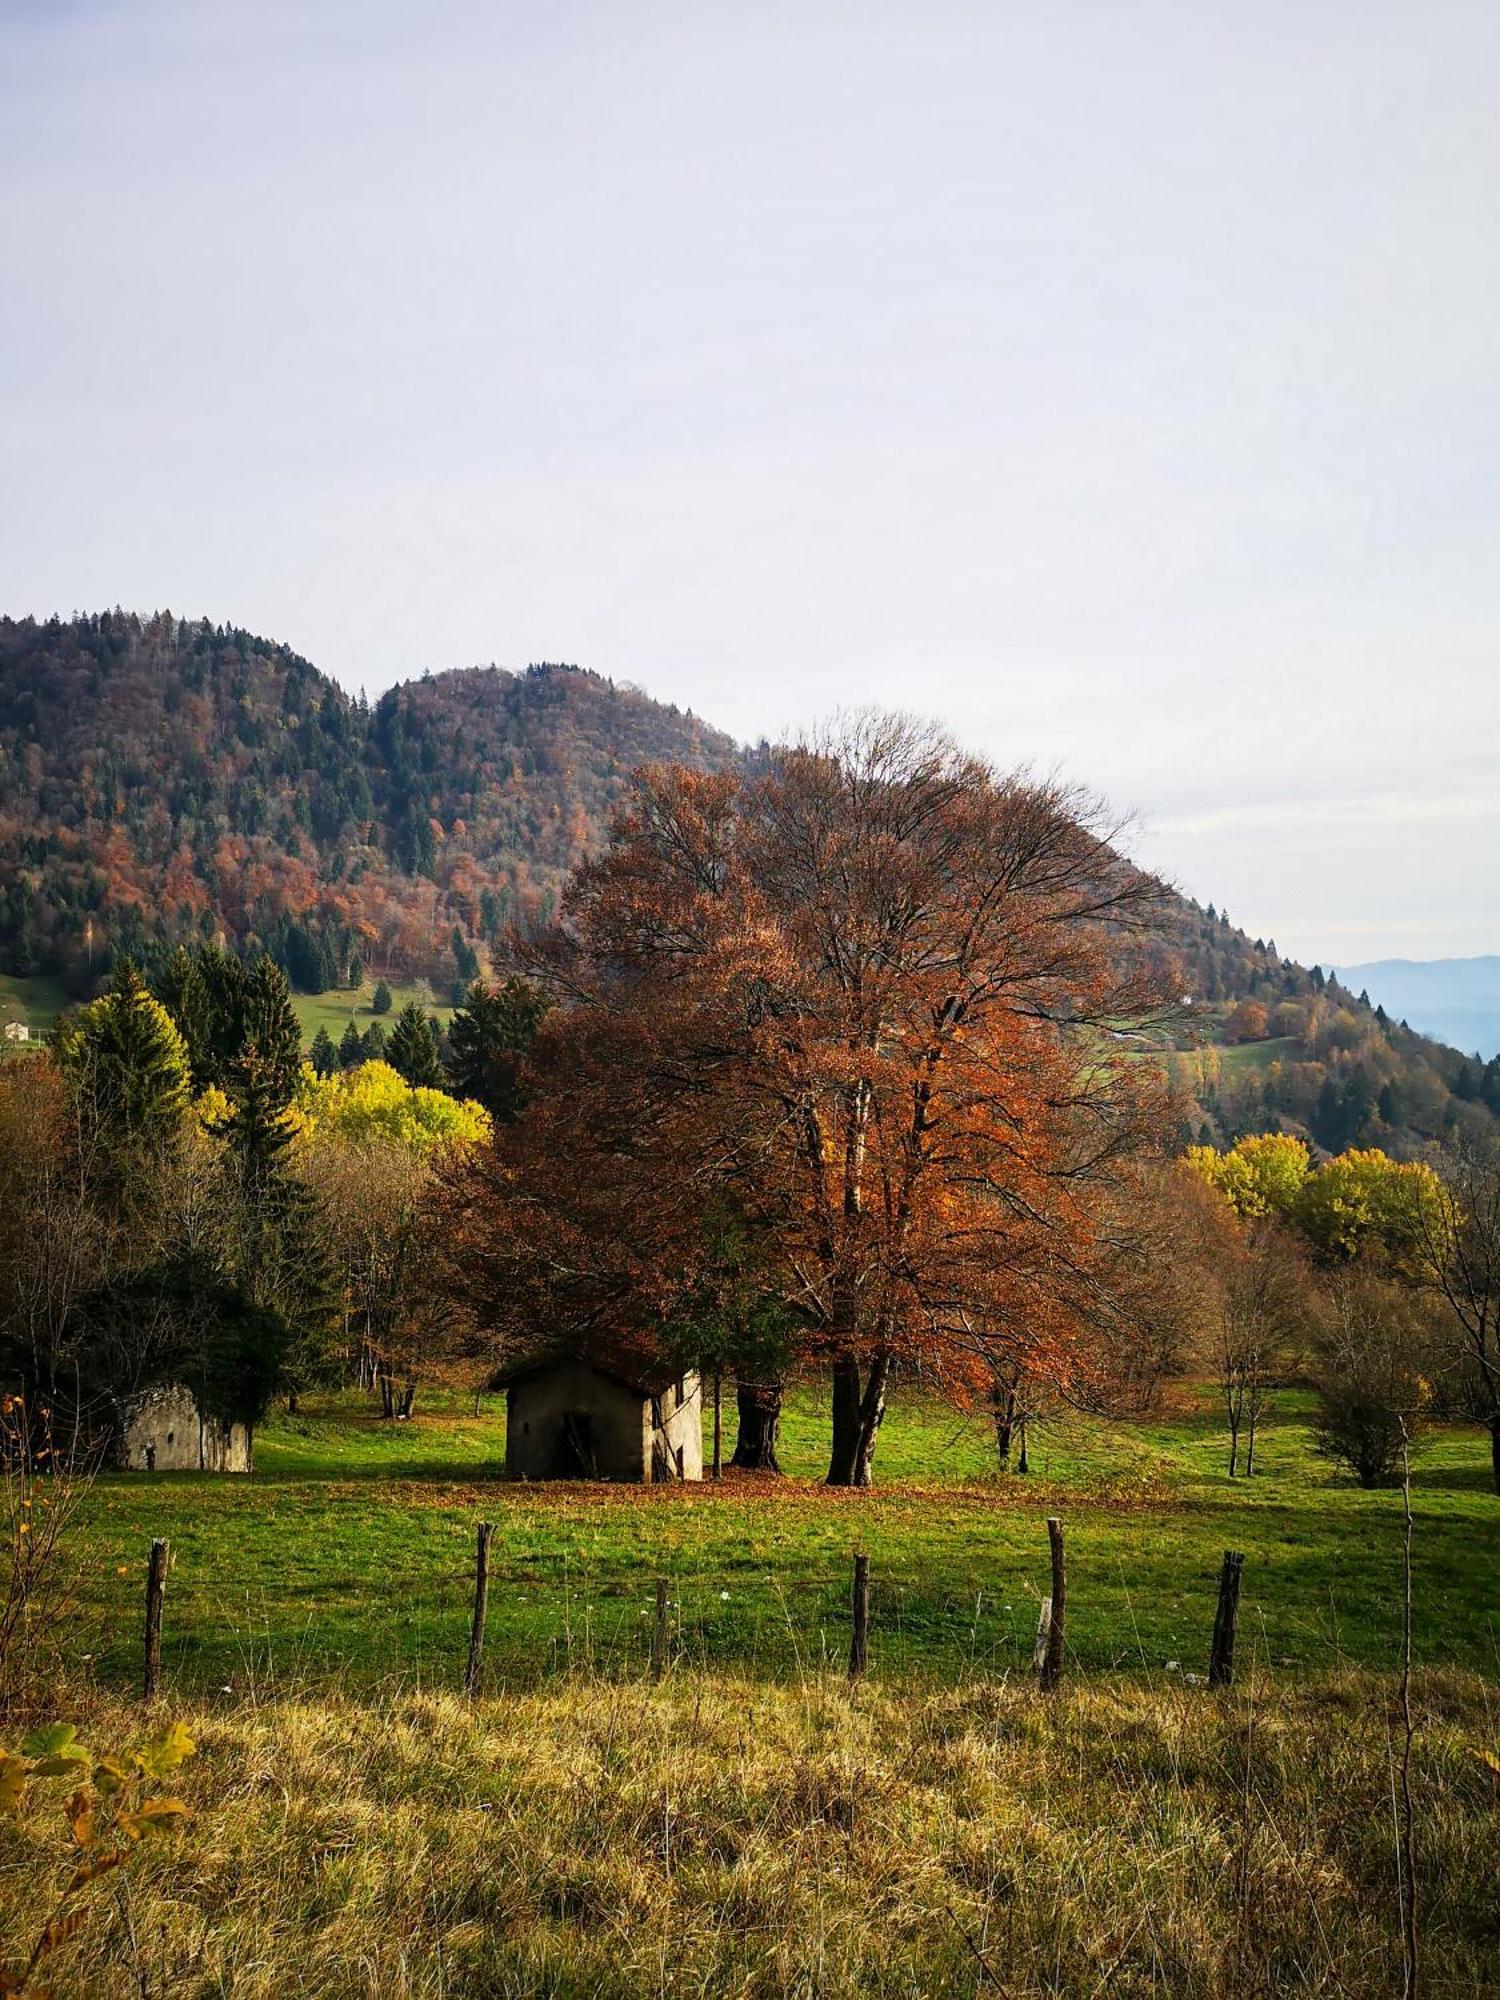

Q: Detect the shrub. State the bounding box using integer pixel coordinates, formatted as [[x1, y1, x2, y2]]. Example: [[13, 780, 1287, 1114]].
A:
[[1312, 1273, 1431, 1487]]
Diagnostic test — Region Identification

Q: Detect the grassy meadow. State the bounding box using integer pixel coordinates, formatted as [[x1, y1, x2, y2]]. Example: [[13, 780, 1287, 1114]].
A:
[[5, 1669, 1498, 1998], [0, 972, 455, 1046], [8, 1385, 1500, 1995], [59, 1384, 1500, 1697]]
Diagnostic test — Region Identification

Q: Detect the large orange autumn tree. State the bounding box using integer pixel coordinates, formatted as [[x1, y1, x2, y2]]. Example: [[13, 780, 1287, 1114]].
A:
[[453, 715, 1170, 1485]]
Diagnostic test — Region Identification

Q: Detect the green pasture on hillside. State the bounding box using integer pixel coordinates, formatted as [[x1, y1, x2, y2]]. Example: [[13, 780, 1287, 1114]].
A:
[[65, 1384, 1500, 1700], [0, 972, 454, 1045], [0, 971, 66, 1035], [288, 980, 457, 1042]]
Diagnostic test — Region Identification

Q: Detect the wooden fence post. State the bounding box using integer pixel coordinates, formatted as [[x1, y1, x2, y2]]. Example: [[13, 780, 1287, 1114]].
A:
[[465, 1521, 494, 1695], [849, 1553, 870, 1678], [1038, 1517, 1066, 1693], [1208, 1549, 1244, 1689], [651, 1575, 669, 1682], [1030, 1596, 1052, 1673], [143, 1538, 168, 1701]]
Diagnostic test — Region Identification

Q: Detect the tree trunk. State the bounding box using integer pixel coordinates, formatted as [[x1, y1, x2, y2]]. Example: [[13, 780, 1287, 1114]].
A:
[[992, 1381, 1017, 1469], [1227, 1418, 1239, 1479], [827, 1351, 890, 1488], [398, 1381, 416, 1419], [1017, 1418, 1029, 1475], [730, 1379, 784, 1472], [379, 1367, 394, 1420], [1491, 1411, 1500, 1496], [852, 1353, 890, 1487]]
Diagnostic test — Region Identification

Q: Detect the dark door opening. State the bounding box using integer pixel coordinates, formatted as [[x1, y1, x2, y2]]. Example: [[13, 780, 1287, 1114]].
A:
[[551, 1411, 597, 1478]]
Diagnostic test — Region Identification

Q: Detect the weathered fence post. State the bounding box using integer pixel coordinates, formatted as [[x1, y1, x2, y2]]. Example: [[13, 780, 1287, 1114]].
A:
[[465, 1521, 494, 1694], [1208, 1549, 1244, 1689], [1038, 1517, 1066, 1693], [849, 1553, 870, 1678], [1030, 1596, 1052, 1673], [143, 1538, 168, 1701], [651, 1575, 669, 1682]]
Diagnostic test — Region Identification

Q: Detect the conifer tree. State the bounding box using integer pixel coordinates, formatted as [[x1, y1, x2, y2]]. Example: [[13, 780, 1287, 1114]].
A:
[[223, 1051, 336, 1401], [371, 980, 393, 1015], [387, 1000, 444, 1089], [152, 944, 213, 1087], [338, 1020, 365, 1068], [241, 957, 303, 1109], [196, 942, 248, 1087], [53, 959, 191, 1160], [309, 1025, 339, 1077], [446, 976, 549, 1121]]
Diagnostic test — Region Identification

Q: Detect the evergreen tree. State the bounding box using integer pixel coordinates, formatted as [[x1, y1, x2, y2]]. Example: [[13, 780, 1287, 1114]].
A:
[[240, 957, 304, 1109], [361, 1021, 387, 1061], [450, 926, 481, 985], [152, 944, 213, 1088], [1454, 1060, 1479, 1102], [446, 976, 549, 1120], [196, 942, 248, 1087], [309, 1025, 339, 1077], [223, 1052, 336, 1400], [371, 980, 393, 1015], [338, 1020, 365, 1068], [387, 1000, 444, 1088], [53, 958, 191, 1161], [348, 950, 364, 988]]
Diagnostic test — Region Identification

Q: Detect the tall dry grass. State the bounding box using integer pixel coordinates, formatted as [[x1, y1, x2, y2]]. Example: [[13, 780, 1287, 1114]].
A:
[[2, 1666, 1497, 1997]]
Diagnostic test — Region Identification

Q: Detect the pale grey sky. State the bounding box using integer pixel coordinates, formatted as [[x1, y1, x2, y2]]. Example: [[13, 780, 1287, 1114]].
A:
[[3, 0, 1497, 964]]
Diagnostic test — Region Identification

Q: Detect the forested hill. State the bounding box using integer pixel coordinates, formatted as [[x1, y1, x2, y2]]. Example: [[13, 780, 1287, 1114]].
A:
[[2, 609, 1495, 1155], [0, 610, 738, 990]]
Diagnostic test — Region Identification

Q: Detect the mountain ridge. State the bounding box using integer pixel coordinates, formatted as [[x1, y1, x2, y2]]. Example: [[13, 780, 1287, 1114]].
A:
[[1334, 955, 1500, 1063], [2, 609, 1496, 1154]]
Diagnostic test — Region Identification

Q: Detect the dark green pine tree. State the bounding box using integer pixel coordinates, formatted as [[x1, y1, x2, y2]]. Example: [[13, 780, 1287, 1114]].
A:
[[309, 1025, 339, 1077], [55, 957, 192, 1161], [371, 979, 393, 1015], [195, 942, 248, 1087], [451, 927, 481, 986], [225, 1052, 336, 1403], [338, 1019, 366, 1068], [240, 957, 304, 1109], [387, 1000, 444, 1089], [361, 1021, 387, 1061], [446, 976, 550, 1120], [152, 944, 213, 1088], [348, 950, 364, 989]]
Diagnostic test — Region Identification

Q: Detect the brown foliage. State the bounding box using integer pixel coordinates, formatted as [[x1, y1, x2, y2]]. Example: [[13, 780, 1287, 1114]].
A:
[[451, 714, 1172, 1483]]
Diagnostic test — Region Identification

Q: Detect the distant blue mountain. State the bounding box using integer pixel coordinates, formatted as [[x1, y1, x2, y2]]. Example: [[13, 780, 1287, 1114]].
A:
[[1333, 956, 1500, 1062]]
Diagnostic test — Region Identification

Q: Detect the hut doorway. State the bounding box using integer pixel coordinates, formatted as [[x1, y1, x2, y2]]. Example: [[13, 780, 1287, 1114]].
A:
[[550, 1411, 598, 1478]]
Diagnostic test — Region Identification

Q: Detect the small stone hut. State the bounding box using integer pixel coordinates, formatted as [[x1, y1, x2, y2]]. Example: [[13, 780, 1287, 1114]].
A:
[[112, 1382, 252, 1473], [496, 1355, 702, 1482]]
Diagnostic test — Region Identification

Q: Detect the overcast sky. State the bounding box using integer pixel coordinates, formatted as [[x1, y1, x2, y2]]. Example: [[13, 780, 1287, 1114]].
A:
[[3, 1, 1497, 966]]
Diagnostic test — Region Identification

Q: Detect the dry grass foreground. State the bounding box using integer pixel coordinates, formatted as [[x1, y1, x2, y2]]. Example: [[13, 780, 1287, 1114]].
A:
[[3, 1668, 1498, 1997]]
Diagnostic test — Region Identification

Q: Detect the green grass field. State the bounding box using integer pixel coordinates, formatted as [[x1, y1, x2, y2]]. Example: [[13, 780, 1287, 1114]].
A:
[[1210, 1034, 1301, 1070], [288, 980, 457, 1042], [0, 970, 67, 1035], [65, 1384, 1500, 1701], [0, 972, 454, 1046], [17, 1385, 1500, 1997]]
